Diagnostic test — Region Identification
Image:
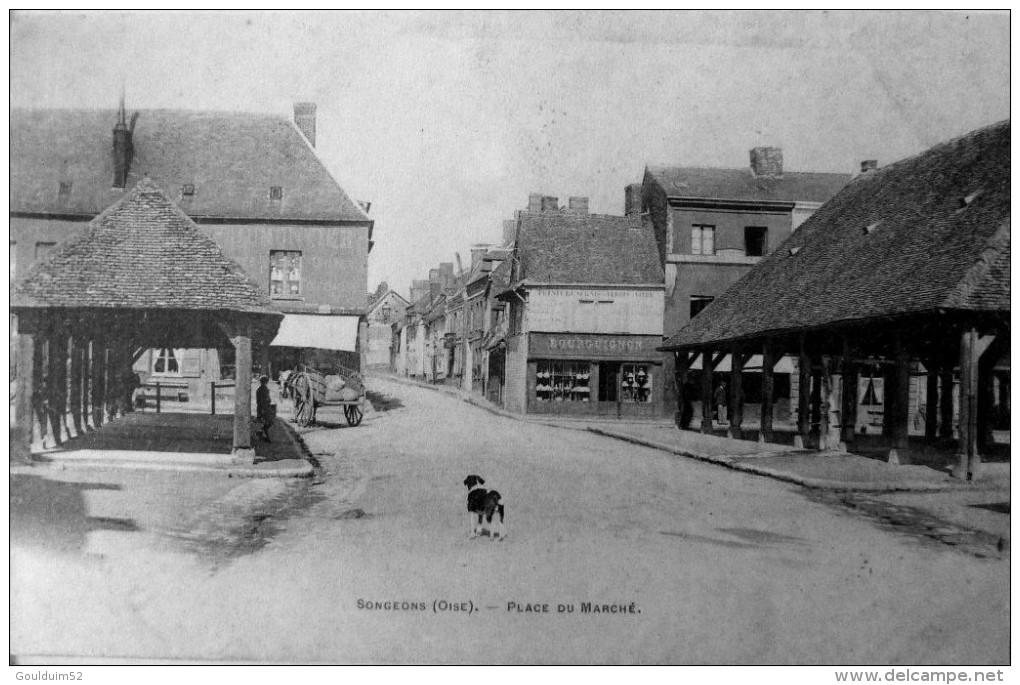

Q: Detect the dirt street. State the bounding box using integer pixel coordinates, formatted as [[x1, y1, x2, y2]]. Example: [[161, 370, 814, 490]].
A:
[[9, 376, 1009, 664]]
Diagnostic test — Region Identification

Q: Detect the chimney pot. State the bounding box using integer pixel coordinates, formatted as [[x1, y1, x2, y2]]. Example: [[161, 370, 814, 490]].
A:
[[860, 159, 878, 174], [567, 196, 589, 213], [527, 193, 543, 213], [541, 196, 559, 212], [294, 102, 317, 147], [624, 183, 643, 216], [470, 243, 491, 269], [750, 146, 783, 178], [112, 98, 134, 189]]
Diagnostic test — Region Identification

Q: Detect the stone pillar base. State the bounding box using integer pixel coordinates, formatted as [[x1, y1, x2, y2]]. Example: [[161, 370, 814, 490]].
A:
[[231, 447, 256, 462], [793, 435, 805, 449]]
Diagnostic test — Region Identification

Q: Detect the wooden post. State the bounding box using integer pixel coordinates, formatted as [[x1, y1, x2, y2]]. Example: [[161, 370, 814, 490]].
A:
[[33, 330, 48, 446], [955, 330, 995, 479], [728, 351, 745, 439], [760, 341, 775, 443], [839, 350, 858, 445], [155, 382, 162, 414], [889, 341, 911, 462], [673, 351, 691, 430], [69, 336, 84, 436], [105, 343, 121, 421], [210, 381, 217, 415], [700, 350, 714, 433], [938, 366, 955, 440], [810, 357, 822, 437], [91, 337, 106, 428], [818, 355, 833, 450], [924, 361, 939, 440], [230, 323, 255, 458], [12, 314, 36, 461], [796, 336, 810, 449], [47, 326, 67, 446]]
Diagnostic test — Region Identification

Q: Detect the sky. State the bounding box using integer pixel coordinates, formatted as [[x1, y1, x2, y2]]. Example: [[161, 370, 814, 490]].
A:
[[10, 10, 1010, 298]]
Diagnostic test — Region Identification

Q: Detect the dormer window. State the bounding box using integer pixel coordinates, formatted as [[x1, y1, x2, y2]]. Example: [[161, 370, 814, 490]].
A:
[[182, 184, 195, 196], [270, 186, 284, 202]]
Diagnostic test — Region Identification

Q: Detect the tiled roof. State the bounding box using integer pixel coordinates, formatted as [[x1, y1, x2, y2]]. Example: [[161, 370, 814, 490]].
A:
[[646, 165, 850, 204], [12, 178, 281, 315], [515, 212, 664, 285], [662, 120, 1010, 349], [10, 107, 370, 222]]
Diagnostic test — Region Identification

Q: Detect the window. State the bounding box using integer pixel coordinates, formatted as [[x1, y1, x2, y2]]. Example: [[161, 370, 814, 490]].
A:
[[270, 186, 284, 201], [745, 226, 768, 257], [621, 364, 653, 403], [270, 250, 302, 297], [35, 242, 57, 261], [535, 362, 591, 402], [691, 224, 715, 255], [690, 296, 715, 319], [381, 305, 392, 323], [57, 181, 72, 202], [152, 348, 181, 375], [182, 184, 195, 196]]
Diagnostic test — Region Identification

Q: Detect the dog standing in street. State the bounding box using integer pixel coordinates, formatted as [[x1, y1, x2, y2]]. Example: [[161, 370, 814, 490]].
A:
[[463, 475, 505, 540]]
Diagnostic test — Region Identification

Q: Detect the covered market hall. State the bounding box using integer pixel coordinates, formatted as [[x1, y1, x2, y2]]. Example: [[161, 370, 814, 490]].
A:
[[11, 179, 282, 462], [660, 120, 1010, 480]]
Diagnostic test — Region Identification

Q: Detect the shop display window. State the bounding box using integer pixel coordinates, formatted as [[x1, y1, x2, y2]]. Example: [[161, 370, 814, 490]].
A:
[[621, 364, 652, 403], [535, 362, 591, 402]]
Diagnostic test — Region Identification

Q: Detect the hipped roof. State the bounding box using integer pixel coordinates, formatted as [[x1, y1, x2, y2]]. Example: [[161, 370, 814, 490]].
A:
[[12, 178, 282, 317], [645, 165, 850, 204], [662, 119, 1010, 350]]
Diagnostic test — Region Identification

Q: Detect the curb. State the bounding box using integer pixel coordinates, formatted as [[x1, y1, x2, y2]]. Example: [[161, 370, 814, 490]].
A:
[[12, 458, 315, 478], [585, 428, 1007, 493]]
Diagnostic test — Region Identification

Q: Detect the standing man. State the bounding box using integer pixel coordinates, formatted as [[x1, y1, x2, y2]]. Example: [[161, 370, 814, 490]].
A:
[[256, 375, 273, 442], [713, 379, 728, 425]]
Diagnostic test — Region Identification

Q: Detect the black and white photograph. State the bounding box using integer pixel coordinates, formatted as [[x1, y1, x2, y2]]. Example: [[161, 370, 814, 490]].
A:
[[8, 10, 1011, 671]]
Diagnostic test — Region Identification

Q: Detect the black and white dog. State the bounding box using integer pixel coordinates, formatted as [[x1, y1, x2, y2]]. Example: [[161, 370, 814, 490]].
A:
[[463, 475, 505, 540]]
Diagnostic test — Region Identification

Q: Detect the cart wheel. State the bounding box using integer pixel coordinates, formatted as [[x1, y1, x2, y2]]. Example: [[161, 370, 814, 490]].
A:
[[344, 404, 363, 427]]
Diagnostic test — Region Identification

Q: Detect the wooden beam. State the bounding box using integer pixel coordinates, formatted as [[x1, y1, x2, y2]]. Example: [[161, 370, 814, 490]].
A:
[[47, 327, 68, 446], [796, 336, 810, 448], [69, 336, 84, 436], [226, 322, 255, 458], [12, 316, 36, 461], [939, 366, 955, 440], [956, 332, 996, 479], [700, 350, 714, 433], [91, 336, 106, 428], [924, 360, 939, 440], [890, 341, 911, 459], [818, 355, 835, 450], [760, 341, 775, 443], [674, 351, 692, 430], [839, 349, 859, 445], [728, 351, 747, 439]]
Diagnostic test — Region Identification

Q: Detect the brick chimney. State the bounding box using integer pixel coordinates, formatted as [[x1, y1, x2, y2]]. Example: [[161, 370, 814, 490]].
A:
[[527, 193, 543, 213], [541, 195, 559, 211], [112, 95, 134, 189], [470, 243, 491, 269], [294, 102, 317, 147], [567, 197, 589, 214], [624, 183, 643, 216], [860, 160, 878, 174], [750, 147, 783, 178]]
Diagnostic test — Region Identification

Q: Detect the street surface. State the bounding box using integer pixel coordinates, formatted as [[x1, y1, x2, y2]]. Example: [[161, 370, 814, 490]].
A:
[[10, 376, 1009, 664]]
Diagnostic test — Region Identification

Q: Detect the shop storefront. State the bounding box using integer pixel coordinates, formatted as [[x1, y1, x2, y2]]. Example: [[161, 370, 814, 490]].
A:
[[525, 333, 663, 417]]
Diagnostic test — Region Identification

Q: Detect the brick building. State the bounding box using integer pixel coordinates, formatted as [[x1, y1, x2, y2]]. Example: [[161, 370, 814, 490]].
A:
[[637, 147, 851, 418]]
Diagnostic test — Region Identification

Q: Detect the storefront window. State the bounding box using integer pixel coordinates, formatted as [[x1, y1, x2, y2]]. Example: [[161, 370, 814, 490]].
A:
[[621, 364, 652, 403], [535, 362, 591, 402]]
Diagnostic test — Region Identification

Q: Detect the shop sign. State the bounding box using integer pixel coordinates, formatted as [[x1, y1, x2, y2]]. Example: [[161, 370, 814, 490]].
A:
[[529, 333, 661, 361]]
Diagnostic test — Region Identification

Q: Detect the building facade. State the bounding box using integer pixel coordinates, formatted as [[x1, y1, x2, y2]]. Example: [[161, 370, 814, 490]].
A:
[[496, 209, 666, 417], [10, 101, 373, 400], [366, 287, 409, 367], [639, 147, 851, 418]]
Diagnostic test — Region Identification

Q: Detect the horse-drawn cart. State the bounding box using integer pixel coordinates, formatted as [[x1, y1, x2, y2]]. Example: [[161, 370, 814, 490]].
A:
[[288, 365, 366, 428]]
